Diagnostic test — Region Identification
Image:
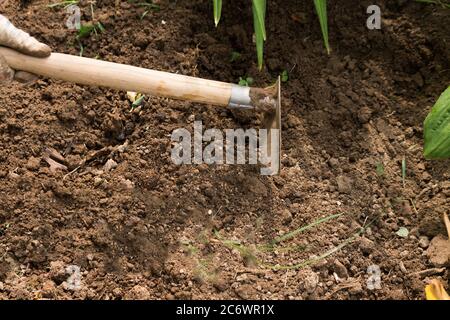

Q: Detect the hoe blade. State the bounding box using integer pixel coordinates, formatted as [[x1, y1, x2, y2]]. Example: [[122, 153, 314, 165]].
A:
[[262, 77, 281, 175]]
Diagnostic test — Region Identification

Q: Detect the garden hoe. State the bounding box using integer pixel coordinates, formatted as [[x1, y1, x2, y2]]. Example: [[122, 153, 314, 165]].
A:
[[0, 46, 281, 175]]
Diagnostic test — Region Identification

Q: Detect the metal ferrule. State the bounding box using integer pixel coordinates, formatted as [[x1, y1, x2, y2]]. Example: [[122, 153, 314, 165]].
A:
[[228, 84, 253, 109]]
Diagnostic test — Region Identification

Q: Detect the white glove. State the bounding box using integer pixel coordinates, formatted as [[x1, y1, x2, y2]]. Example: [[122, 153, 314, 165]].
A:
[[0, 14, 51, 83]]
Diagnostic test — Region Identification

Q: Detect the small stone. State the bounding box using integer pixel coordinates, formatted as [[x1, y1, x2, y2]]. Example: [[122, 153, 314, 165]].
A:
[[328, 158, 339, 169], [332, 259, 349, 279], [418, 236, 430, 249], [213, 278, 228, 292], [103, 159, 118, 172], [93, 177, 104, 187], [359, 237, 375, 255]]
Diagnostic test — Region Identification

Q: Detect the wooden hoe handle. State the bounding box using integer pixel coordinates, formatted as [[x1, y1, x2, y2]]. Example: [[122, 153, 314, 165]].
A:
[[0, 46, 241, 107]]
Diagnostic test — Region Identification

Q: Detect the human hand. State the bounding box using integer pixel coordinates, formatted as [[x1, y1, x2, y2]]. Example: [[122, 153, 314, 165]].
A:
[[0, 14, 51, 83]]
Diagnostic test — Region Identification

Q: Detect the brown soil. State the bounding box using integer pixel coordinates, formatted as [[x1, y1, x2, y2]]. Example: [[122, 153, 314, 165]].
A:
[[0, 0, 449, 300]]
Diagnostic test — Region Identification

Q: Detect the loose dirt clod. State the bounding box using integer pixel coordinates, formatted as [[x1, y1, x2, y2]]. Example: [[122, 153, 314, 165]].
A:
[[426, 235, 450, 268]]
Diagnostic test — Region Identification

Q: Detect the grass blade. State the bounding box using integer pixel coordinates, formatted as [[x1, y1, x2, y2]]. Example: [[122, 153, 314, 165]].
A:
[[213, 0, 223, 27], [314, 0, 331, 54], [415, 0, 450, 9], [252, 0, 267, 70], [47, 0, 78, 8], [268, 228, 363, 270], [271, 213, 342, 245], [402, 156, 406, 188]]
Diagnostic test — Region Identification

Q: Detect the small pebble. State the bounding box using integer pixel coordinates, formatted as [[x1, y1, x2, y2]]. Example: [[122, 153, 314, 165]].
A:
[[418, 236, 429, 249]]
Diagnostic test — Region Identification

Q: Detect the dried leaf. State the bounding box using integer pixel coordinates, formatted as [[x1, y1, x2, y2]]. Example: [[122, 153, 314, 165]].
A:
[[43, 156, 68, 173], [43, 147, 67, 172], [44, 147, 66, 163]]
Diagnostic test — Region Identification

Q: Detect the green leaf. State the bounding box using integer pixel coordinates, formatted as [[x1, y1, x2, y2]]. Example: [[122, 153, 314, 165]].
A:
[[396, 227, 409, 238], [77, 23, 95, 39], [376, 162, 385, 176], [252, 0, 267, 41], [132, 95, 146, 108], [252, 0, 267, 70], [314, 0, 331, 55], [96, 22, 105, 33], [423, 86, 450, 159], [213, 0, 222, 27], [238, 76, 253, 87], [281, 70, 289, 82], [230, 51, 241, 62], [238, 77, 248, 86]]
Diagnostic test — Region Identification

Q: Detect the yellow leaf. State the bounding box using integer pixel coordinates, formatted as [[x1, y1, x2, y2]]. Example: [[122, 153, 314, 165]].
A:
[[425, 279, 450, 300]]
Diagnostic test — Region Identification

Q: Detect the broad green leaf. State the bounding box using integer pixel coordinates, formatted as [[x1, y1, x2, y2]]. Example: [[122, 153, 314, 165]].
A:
[[314, 0, 331, 55], [424, 86, 450, 159]]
